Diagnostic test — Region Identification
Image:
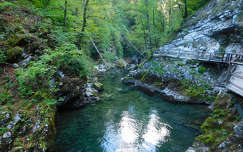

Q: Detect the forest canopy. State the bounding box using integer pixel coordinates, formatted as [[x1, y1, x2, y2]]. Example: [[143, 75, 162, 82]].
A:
[[14, 0, 209, 61]]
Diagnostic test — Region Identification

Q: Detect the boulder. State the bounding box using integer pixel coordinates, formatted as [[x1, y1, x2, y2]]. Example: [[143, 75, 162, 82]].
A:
[[116, 58, 128, 68], [6, 46, 23, 62], [234, 120, 243, 139], [94, 82, 104, 92]]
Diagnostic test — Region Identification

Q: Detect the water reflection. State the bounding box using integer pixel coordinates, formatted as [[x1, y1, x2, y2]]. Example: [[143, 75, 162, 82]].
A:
[[101, 109, 171, 152], [142, 110, 171, 151]]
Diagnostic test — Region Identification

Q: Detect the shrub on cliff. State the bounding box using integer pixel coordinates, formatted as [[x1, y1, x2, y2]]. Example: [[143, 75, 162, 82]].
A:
[[0, 49, 6, 64], [41, 43, 89, 77], [16, 61, 55, 97]]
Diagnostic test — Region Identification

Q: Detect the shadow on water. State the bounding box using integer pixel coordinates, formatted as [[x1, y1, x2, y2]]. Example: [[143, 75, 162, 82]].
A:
[[56, 69, 210, 152]]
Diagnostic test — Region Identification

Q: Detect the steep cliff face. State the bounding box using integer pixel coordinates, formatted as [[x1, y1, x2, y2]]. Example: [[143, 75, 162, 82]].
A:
[[154, 0, 243, 58]]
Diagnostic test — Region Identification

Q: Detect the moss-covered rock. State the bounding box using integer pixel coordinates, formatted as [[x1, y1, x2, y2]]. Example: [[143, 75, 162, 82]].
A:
[[116, 58, 128, 68], [193, 93, 242, 151], [0, 105, 56, 152], [7, 34, 25, 47], [6, 46, 23, 62]]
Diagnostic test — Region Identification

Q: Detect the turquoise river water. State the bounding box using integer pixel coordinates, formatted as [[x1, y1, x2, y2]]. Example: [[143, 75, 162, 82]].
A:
[[56, 70, 209, 152]]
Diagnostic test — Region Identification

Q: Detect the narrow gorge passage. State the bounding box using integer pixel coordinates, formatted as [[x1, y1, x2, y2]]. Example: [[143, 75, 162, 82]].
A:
[[56, 70, 209, 152]]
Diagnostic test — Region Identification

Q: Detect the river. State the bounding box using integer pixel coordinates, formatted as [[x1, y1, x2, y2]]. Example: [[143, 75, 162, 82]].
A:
[[56, 69, 209, 152]]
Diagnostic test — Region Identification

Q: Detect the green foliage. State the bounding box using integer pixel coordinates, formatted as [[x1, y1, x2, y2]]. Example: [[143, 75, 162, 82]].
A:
[[201, 117, 218, 132], [185, 84, 206, 97], [197, 132, 214, 144], [212, 109, 226, 119], [150, 61, 165, 75], [0, 1, 16, 12], [15, 42, 89, 98], [0, 127, 8, 136], [16, 61, 55, 97], [42, 43, 89, 77], [181, 79, 210, 99], [198, 65, 207, 73], [0, 49, 6, 64], [196, 94, 239, 148], [6, 47, 23, 61], [48, 27, 78, 46], [32, 0, 51, 8], [187, 0, 210, 15], [103, 51, 116, 62], [0, 89, 12, 105]]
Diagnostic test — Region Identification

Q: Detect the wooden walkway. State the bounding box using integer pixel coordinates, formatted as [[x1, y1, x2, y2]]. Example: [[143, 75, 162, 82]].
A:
[[154, 50, 243, 97], [227, 65, 243, 97], [153, 50, 243, 65]]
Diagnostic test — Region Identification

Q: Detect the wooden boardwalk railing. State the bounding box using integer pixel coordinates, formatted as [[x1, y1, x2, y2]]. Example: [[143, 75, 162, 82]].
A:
[[153, 49, 243, 97], [153, 50, 243, 65]]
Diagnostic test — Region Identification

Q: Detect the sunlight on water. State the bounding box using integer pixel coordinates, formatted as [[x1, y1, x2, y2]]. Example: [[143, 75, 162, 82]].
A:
[[100, 109, 171, 152], [142, 111, 171, 151]]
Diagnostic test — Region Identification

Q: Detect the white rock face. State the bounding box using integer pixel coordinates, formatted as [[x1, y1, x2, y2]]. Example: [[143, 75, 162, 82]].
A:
[[154, 0, 243, 63]]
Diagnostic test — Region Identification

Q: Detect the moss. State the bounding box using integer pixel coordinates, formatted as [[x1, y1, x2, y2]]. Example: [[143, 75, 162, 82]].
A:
[[196, 93, 241, 150], [201, 117, 219, 132], [0, 89, 12, 105], [197, 132, 215, 144], [7, 34, 25, 46], [6, 46, 23, 61], [0, 127, 8, 136], [116, 58, 127, 68], [198, 65, 207, 73], [0, 49, 6, 64]]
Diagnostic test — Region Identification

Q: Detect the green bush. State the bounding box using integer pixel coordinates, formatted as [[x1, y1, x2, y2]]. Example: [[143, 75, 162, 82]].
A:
[[16, 61, 55, 97], [42, 43, 89, 77], [0, 1, 16, 12], [6, 47, 23, 61], [198, 65, 207, 73], [201, 117, 219, 132], [0, 49, 6, 64], [197, 132, 215, 144], [32, 0, 51, 8], [103, 51, 116, 62], [48, 27, 78, 46], [0, 90, 12, 105]]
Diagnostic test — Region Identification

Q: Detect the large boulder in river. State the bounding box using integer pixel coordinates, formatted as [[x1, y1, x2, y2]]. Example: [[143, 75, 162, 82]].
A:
[[56, 72, 103, 110]]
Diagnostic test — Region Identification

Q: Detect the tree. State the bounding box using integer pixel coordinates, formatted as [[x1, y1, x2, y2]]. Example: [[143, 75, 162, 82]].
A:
[[64, 0, 67, 27], [184, 0, 188, 18]]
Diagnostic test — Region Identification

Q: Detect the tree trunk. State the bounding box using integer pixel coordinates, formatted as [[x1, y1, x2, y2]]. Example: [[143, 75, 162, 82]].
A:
[[145, 0, 152, 53], [64, 0, 67, 27], [184, 0, 188, 18], [81, 0, 89, 33]]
